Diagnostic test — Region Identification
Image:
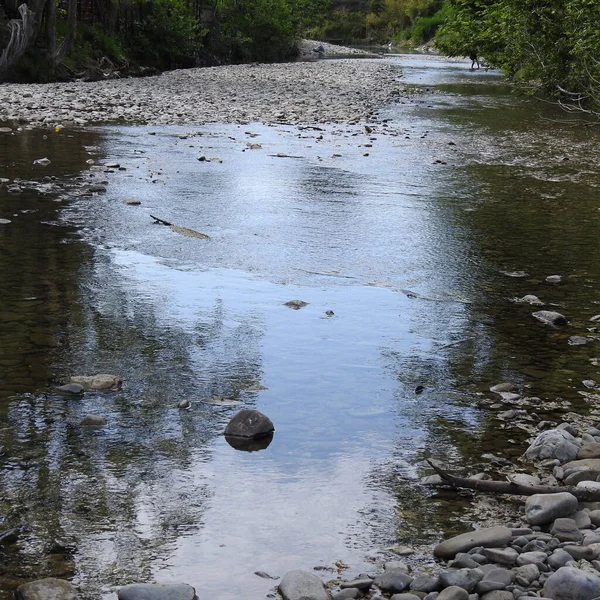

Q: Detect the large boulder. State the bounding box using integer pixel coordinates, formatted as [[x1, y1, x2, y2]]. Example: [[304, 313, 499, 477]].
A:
[[542, 566, 600, 600], [224, 409, 274, 439], [117, 584, 197, 600], [16, 578, 78, 600], [279, 570, 331, 600], [433, 526, 512, 560], [525, 429, 581, 464], [524, 492, 578, 525], [70, 374, 122, 391]]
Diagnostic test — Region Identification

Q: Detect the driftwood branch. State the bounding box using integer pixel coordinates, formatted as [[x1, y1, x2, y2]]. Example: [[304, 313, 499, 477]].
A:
[[150, 215, 173, 226], [426, 460, 600, 502]]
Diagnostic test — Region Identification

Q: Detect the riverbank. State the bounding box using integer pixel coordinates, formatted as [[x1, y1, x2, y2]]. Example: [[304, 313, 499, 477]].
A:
[[0, 52, 403, 128]]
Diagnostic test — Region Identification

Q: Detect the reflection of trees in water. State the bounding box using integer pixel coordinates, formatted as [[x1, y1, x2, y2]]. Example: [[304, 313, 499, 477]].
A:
[[0, 218, 265, 594]]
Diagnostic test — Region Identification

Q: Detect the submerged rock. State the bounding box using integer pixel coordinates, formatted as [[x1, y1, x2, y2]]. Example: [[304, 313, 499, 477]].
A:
[[224, 409, 274, 439], [279, 570, 331, 600], [81, 414, 107, 428], [532, 310, 568, 326], [16, 578, 78, 600], [70, 374, 122, 391], [284, 300, 309, 310], [118, 583, 197, 600], [55, 383, 84, 396]]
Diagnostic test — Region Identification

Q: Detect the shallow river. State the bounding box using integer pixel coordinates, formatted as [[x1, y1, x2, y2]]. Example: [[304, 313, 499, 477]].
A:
[[1, 54, 599, 599]]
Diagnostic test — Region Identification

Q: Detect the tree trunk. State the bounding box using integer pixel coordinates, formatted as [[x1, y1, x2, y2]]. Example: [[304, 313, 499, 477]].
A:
[[0, 1, 47, 81], [426, 459, 600, 502], [50, 0, 77, 68]]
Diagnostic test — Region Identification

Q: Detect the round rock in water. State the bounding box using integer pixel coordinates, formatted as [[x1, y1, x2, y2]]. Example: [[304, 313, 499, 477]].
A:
[[279, 570, 330, 600], [81, 414, 107, 429], [532, 310, 568, 326], [224, 409, 274, 439], [117, 583, 197, 600], [70, 374, 122, 392], [16, 578, 78, 600], [225, 432, 273, 452]]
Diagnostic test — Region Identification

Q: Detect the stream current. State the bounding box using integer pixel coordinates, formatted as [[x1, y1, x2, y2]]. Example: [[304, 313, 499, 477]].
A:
[[0, 54, 599, 598]]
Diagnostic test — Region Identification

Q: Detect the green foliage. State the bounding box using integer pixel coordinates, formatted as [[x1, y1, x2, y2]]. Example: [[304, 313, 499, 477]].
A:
[[435, 0, 600, 112], [127, 0, 203, 69]]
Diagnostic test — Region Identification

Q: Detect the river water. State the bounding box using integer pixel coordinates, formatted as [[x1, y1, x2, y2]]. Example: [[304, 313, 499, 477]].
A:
[[1, 54, 599, 598]]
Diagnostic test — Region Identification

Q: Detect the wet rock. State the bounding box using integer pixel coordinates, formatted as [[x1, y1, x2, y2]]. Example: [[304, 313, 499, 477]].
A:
[[525, 430, 581, 464], [524, 492, 578, 525], [433, 527, 512, 560], [124, 199, 141, 205], [325, 310, 335, 316], [284, 300, 309, 310], [81, 414, 107, 428], [373, 569, 413, 593], [532, 310, 568, 326], [0, 526, 21, 544], [384, 561, 410, 573], [177, 399, 191, 409], [542, 566, 600, 600], [0, 218, 11, 225], [550, 518, 583, 543], [279, 570, 331, 600], [16, 578, 78, 600], [33, 157, 51, 166], [515, 295, 544, 306], [117, 583, 197, 600], [545, 275, 562, 283], [568, 336, 590, 346], [70, 374, 122, 391], [340, 579, 372, 590], [437, 587, 469, 600], [490, 382, 517, 393], [224, 409, 274, 439], [55, 383, 84, 396]]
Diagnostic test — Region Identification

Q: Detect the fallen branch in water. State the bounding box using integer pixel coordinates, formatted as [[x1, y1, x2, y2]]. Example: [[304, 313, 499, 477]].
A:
[[150, 214, 173, 226], [426, 459, 600, 502]]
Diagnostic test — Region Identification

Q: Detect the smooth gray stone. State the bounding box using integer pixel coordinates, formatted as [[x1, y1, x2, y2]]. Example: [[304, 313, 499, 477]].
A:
[[333, 589, 361, 600], [480, 592, 513, 600], [81, 414, 107, 428], [522, 539, 547, 553], [516, 552, 547, 566], [589, 510, 600, 527], [542, 566, 600, 600], [450, 554, 482, 569], [548, 549, 574, 570], [574, 510, 592, 529], [550, 518, 583, 543], [512, 564, 540, 585], [117, 584, 196, 600], [385, 561, 410, 573], [438, 569, 483, 593], [525, 430, 580, 464], [16, 578, 78, 600], [482, 548, 519, 565], [410, 574, 439, 593], [224, 409, 274, 439], [434, 527, 513, 560], [279, 570, 330, 600], [340, 579, 372, 590], [56, 383, 84, 395], [525, 493, 579, 525], [583, 531, 600, 545], [373, 569, 413, 593], [476, 567, 514, 593], [437, 586, 468, 600], [390, 595, 421, 600], [562, 545, 598, 561]]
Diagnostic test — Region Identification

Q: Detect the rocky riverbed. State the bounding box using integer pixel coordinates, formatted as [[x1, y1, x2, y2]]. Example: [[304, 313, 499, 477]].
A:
[[0, 43, 402, 128]]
